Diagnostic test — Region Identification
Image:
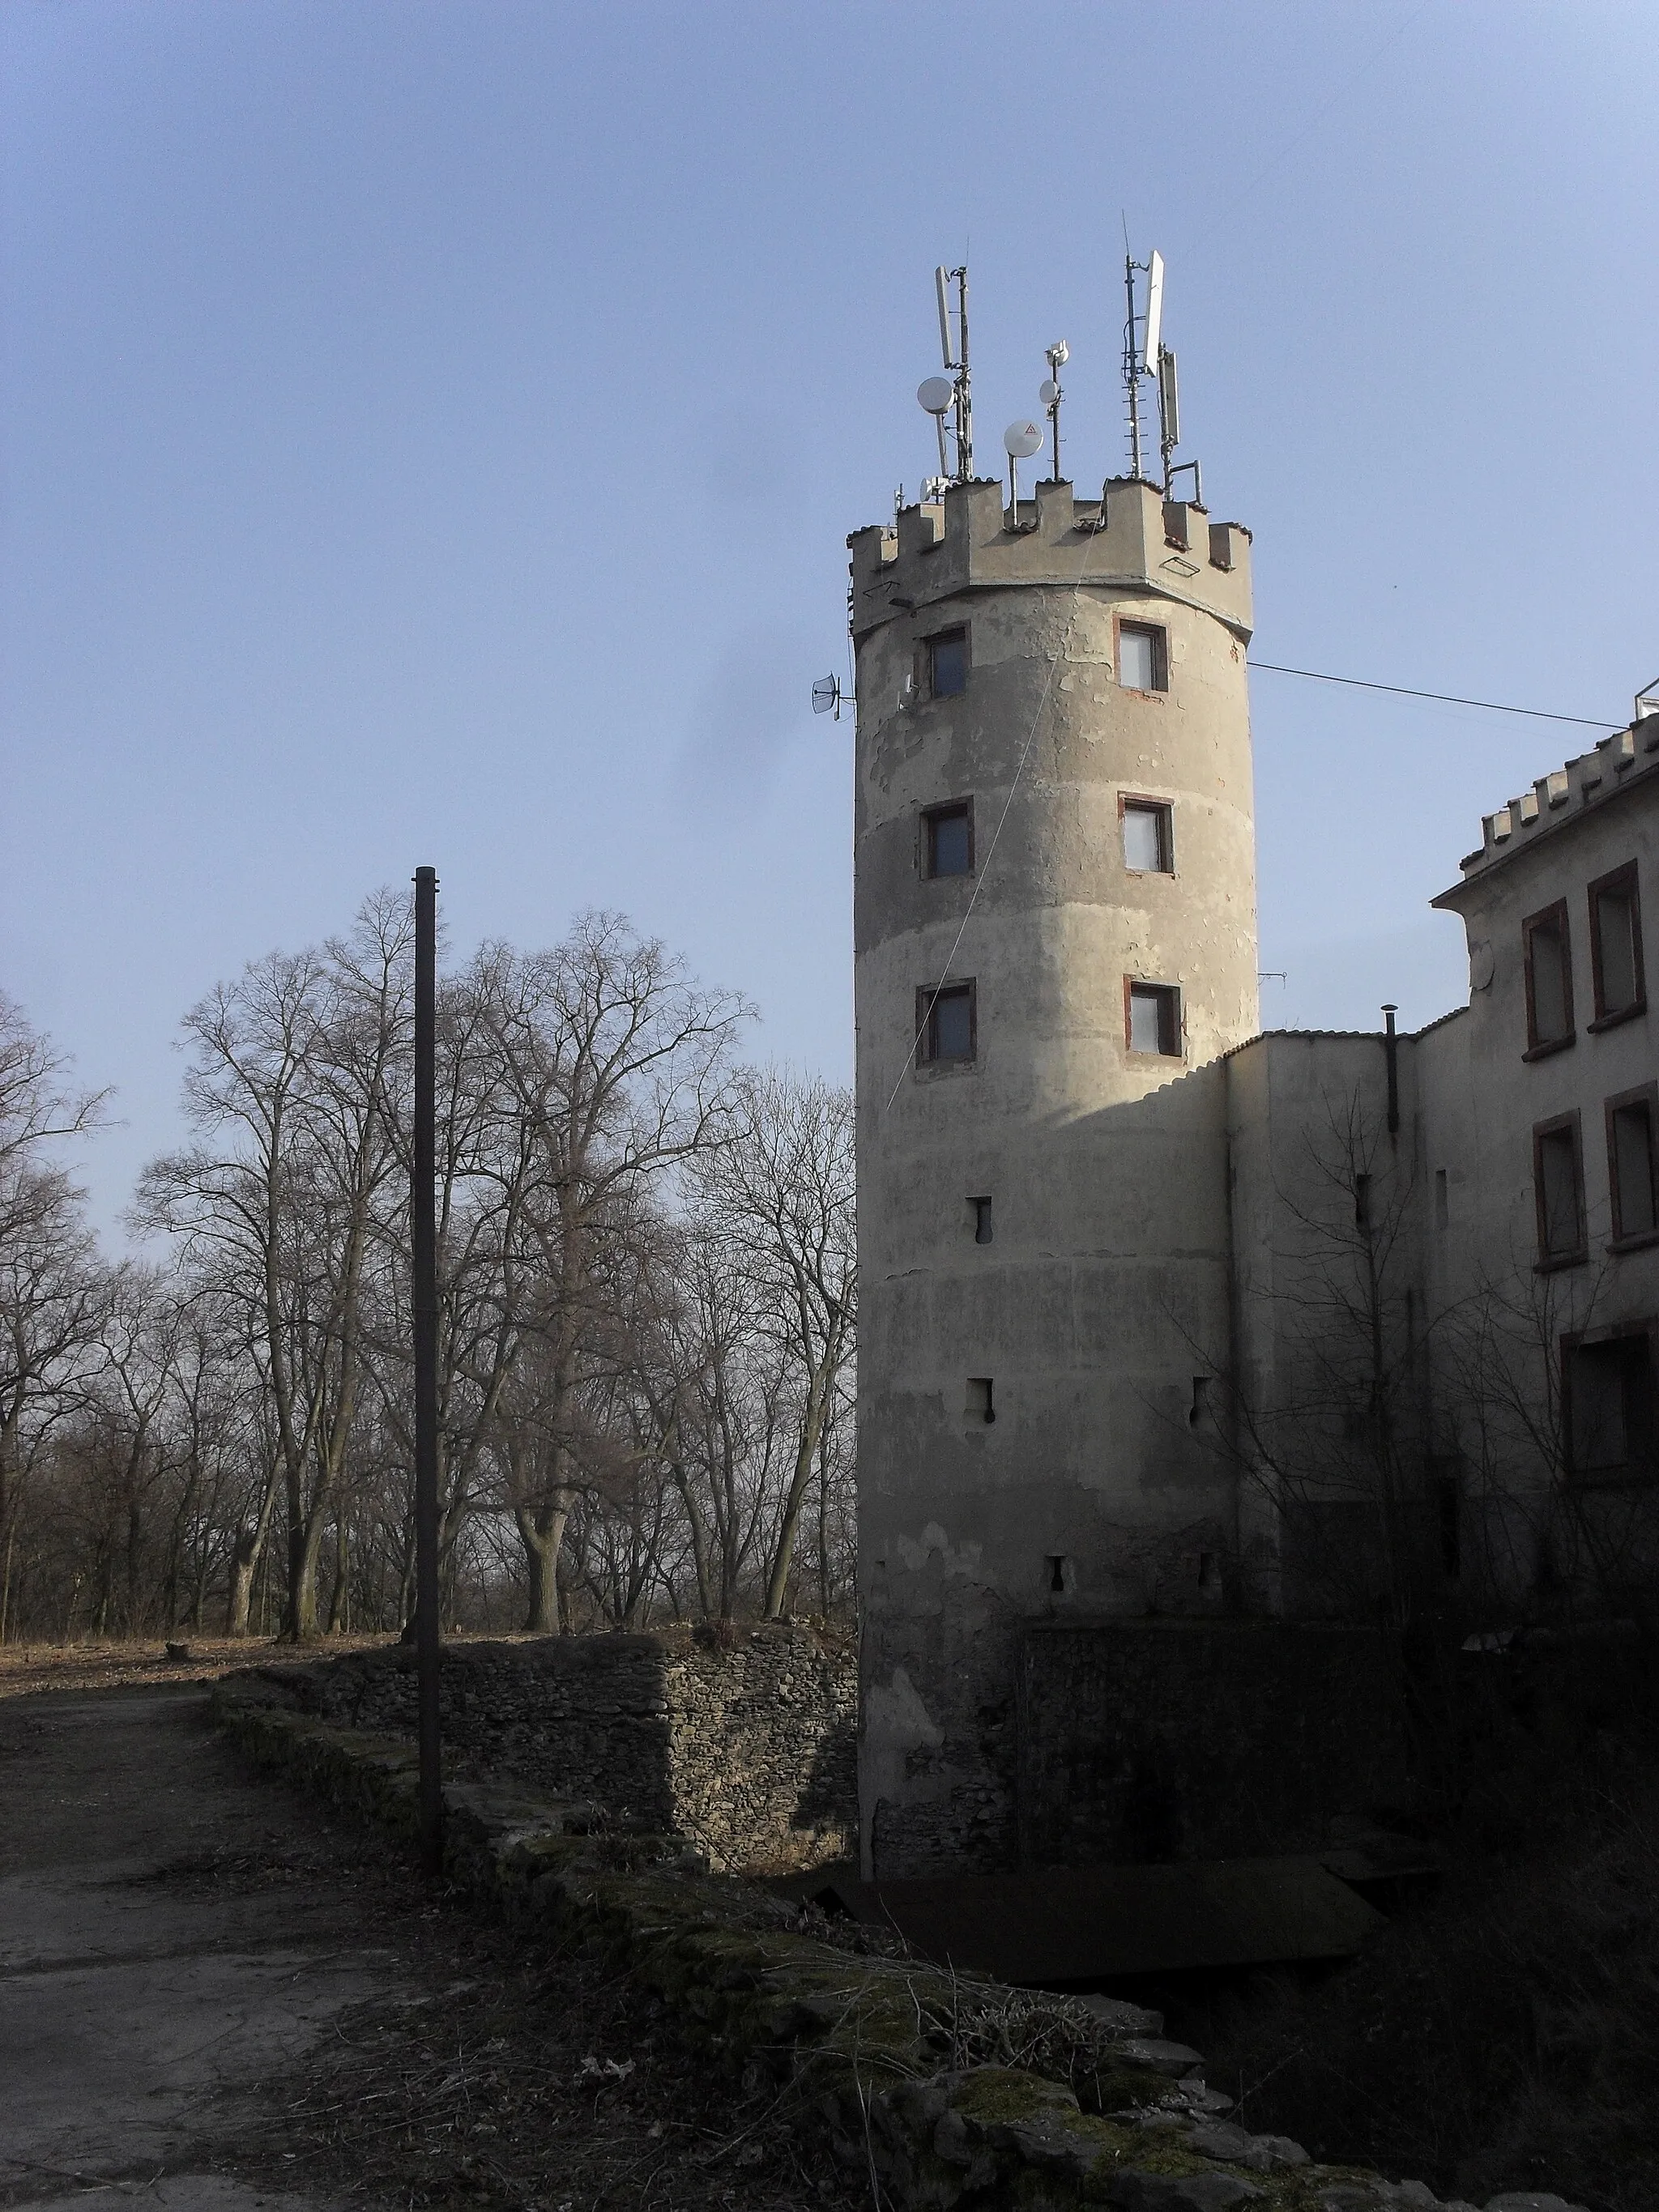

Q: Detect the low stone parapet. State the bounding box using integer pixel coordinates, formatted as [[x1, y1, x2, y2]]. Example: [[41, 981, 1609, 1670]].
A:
[[210, 1672, 1583, 2212]]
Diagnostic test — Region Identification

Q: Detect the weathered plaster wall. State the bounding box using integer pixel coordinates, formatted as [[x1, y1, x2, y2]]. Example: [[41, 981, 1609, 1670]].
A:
[[278, 1626, 855, 1873], [853, 476, 1260, 1877]]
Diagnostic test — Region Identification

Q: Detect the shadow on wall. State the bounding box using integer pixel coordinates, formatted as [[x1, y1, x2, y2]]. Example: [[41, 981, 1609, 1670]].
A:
[[278, 1624, 857, 1874]]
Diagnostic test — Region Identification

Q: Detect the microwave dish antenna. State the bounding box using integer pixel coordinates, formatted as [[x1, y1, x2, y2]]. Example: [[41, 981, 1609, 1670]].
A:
[[1003, 416, 1043, 520], [918, 373, 954, 479]]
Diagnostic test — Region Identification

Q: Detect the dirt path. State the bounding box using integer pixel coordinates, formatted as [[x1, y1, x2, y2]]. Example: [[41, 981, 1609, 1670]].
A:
[[0, 1685, 860, 2212]]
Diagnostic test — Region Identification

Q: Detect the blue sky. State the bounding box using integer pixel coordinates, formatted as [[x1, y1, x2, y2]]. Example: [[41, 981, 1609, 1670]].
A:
[[4, 1, 1656, 1239]]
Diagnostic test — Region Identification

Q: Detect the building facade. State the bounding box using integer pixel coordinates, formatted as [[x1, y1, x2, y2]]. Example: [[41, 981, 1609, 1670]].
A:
[[851, 474, 1658, 1880]]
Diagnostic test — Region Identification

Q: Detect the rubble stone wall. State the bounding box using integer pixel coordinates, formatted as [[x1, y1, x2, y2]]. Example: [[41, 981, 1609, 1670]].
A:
[[271, 1625, 855, 1874]]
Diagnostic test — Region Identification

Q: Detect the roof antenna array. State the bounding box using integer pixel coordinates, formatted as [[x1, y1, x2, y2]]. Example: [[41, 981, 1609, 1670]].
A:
[[916, 265, 973, 493], [1121, 248, 1200, 501]]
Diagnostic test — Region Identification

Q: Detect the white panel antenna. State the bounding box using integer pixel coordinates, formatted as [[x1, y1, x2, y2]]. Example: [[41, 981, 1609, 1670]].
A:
[[935, 266, 955, 369], [1142, 250, 1165, 373]]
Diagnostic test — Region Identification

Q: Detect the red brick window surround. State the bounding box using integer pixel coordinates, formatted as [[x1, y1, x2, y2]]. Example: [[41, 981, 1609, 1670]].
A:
[[1563, 1322, 1657, 1487], [1606, 1083, 1659, 1249], [1533, 1110, 1587, 1268], [1522, 899, 1575, 1059], [1589, 862, 1646, 1029]]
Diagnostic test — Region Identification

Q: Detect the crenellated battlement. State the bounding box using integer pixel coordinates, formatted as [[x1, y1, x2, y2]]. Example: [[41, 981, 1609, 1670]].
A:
[[847, 475, 1252, 644], [1457, 715, 1659, 875]]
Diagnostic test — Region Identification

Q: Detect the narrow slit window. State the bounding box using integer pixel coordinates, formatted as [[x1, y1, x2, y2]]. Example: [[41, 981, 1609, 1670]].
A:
[[1354, 1173, 1373, 1229], [927, 628, 968, 698], [1435, 1168, 1450, 1230], [1116, 622, 1167, 693], [917, 981, 975, 1065], [1127, 980, 1182, 1056], [923, 800, 974, 878], [1533, 1115, 1586, 1266], [1122, 797, 1174, 873], [971, 1196, 993, 1244], [1047, 1554, 1067, 1592], [1608, 1088, 1659, 1243], [1523, 901, 1574, 1051], [1589, 863, 1645, 1024], [966, 1377, 996, 1425]]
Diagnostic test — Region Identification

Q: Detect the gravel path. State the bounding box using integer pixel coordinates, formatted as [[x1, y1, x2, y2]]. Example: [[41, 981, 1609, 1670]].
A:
[[0, 1679, 859, 2212]]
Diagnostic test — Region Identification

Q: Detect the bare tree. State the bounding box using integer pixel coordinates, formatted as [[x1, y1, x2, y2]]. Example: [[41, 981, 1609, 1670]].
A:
[[689, 1068, 855, 1619], [0, 994, 112, 1619]]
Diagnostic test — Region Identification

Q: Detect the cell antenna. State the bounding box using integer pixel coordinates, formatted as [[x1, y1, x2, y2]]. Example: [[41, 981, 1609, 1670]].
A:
[[923, 264, 974, 484], [1042, 339, 1068, 484], [1142, 250, 1165, 373]]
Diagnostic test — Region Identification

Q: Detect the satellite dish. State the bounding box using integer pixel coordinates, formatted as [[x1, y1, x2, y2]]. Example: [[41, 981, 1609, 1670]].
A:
[[1038, 378, 1060, 407], [1142, 250, 1166, 372], [1003, 419, 1043, 459], [918, 376, 954, 416], [811, 676, 842, 718]]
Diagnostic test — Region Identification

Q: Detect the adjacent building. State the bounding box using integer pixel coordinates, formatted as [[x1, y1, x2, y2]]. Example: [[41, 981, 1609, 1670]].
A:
[[851, 471, 1657, 1879]]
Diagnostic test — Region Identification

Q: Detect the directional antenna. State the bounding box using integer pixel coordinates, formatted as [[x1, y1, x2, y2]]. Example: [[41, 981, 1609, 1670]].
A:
[[811, 674, 847, 722], [1002, 417, 1043, 522], [918, 374, 954, 479], [1042, 338, 1068, 484], [1142, 250, 1166, 373]]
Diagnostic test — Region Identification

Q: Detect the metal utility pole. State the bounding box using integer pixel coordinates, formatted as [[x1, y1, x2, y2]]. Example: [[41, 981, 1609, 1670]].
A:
[[412, 864, 442, 1877]]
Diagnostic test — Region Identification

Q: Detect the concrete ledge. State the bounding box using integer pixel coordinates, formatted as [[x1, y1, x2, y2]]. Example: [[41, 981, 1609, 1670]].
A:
[[211, 1674, 1573, 2212]]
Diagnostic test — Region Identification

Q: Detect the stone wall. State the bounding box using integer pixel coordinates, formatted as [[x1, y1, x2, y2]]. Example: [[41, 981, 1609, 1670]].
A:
[[271, 1624, 855, 1874], [1016, 1621, 1409, 1869], [210, 1673, 1587, 2212]]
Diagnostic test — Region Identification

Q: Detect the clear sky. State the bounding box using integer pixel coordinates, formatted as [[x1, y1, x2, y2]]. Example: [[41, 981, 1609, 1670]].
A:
[[4, 1, 1656, 1242]]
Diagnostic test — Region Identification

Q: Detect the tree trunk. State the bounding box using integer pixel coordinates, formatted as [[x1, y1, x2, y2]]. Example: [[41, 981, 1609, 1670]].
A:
[[518, 1497, 570, 1634]]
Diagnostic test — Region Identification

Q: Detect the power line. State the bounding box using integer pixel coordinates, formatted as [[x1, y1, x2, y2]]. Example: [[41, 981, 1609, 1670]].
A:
[[1249, 660, 1622, 732]]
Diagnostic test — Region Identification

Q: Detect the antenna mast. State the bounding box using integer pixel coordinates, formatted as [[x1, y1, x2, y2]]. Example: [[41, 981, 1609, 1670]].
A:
[[1123, 253, 1145, 479], [934, 263, 974, 482]]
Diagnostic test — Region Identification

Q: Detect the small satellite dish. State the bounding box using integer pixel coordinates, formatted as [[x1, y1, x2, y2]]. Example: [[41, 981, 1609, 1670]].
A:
[[1003, 419, 1043, 459], [1143, 250, 1166, 372], [811, 676, 842, 718], [917, 376, 954, 416], [1038, 378, 1060, 407]]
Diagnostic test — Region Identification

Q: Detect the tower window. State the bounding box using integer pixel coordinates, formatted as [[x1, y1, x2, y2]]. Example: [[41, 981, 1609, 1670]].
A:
[[1046, 1554, 1068, 1592], [926, 627, 968, 698], [1435, 1168, 1449, 1229], [1589, 863, 1645, 1026], [1116, 620, 1168, 693], [1126, 980, 1182, 1057], [923, 800, 974, 878], [1533, 1112, 1586, 1268], [917, 980, 975, 1065], [1523, 901, 1574, 1055], [966, 1377, 996, 1425], [1121, 796, 1174, 873], [970, 1196, 993, 1244], [1607, 1085, 1659, 1245]]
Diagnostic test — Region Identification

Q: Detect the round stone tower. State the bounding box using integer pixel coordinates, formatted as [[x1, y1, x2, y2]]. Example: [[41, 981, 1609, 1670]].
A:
[[852, 473, 1259, 1878]]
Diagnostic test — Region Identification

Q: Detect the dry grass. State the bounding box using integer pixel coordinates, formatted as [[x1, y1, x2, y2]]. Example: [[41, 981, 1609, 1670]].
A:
[[0, 1634, 401, 1699], [150, 1819, 869, 2212]]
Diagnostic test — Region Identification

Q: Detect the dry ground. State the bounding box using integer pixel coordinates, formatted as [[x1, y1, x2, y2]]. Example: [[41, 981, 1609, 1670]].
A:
[[0, 1645, 869, 2212]]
